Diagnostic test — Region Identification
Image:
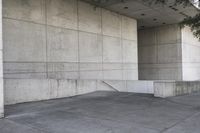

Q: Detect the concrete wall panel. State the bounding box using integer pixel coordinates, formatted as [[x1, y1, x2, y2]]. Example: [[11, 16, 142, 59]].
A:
[[154, 81, 175, 98], [3, 19, 46, 62], [47, 0, 78, 30], [4, 62, 46, 79], [182, 44, 200, 63], [123, 63, 138, 80], [47, 26, 78, 62], [156, 25, 181, 44], [47, 63, 79, 79], [3, 0, 45, 24], [4, 79, 98, 105], [138, 46, 157, 64], [139, 66, 158, 80], [157, 66, 182, 80], [122, 16, 137, 41], [103, 63, 123, 80], [139, 63, 182, 80], [182, 26, 200, 46], [103, 36, 122, 63], [182, 65, 200, 81], [154, 81, 200, 98], [96, 80, 115, 91], [103, 80, 126, 92], [79, 32, 102, 63], [56, 80, 77, 98], [78, 1, 101, 34], [80, 63, 103, 79], [4, 79, 53, 104], [138, 28, 156, 46], [157, 44, 182, 63], [123, 69, 138, 80], [77, 80, 97, 95], [126, 80, 154, 94], [102, 9, 121, 38], [102, 80, 154, 94], [4, 79, 97, 105], [182, 26, 200, 81], [122, 40, 137, 63]]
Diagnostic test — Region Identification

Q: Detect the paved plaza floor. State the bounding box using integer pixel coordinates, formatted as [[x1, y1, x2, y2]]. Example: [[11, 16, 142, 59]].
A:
[[1, 91, 200, 133]]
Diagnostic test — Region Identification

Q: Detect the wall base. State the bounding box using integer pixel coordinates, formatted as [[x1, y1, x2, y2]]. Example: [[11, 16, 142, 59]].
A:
[[154, 81, 200, 98], [5, 79, 200, 105], [4, 79, 154, 105]]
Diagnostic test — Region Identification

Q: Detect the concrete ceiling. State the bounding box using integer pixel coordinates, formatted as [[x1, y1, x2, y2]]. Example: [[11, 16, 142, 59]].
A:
[[82, 0, 199, 29]]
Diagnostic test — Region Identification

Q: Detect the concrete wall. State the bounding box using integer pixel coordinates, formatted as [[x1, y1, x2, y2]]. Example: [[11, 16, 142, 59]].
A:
[[182, 26, 200, 81], [138, 24, 182, 80], [0, 0, 4, 117], [138, 24, 200, 81], [2, 0, 138, 104], [5, 79, 154, 105], [154, 81, 200, 98]]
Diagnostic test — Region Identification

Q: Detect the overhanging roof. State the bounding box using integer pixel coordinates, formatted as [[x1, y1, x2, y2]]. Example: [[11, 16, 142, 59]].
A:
[[82, 0, 199, 29]]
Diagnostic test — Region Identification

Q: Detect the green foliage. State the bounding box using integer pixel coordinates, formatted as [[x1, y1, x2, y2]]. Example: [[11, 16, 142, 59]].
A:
[[181, 13, 200, 39]]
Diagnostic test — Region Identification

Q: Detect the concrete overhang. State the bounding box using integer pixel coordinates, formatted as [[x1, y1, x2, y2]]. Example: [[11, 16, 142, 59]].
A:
[[82, 0, 199, 29]]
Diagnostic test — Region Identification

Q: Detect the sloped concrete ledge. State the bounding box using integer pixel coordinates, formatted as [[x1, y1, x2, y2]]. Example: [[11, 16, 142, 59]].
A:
[[4, 79, 154, 105], [5, 79, 200, 105], [4, 79, 112, 105], [103, 80, 200, 98], [102, 80, 154, 94]]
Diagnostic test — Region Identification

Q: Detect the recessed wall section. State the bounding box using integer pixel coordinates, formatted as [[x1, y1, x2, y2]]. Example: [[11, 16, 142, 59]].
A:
[[138, 24, 182, 80]]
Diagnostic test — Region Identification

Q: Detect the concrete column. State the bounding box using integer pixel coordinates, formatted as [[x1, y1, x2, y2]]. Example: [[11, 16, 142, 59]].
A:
[[0, 0, 4, 118]]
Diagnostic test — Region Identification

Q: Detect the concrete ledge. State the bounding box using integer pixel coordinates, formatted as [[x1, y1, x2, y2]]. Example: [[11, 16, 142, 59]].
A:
[[154, 81, 200, 98], [103, 80, 154, 94], [4, 79, 118, 105], [5, 79, 200, 105], [4, 79, 154, 105]]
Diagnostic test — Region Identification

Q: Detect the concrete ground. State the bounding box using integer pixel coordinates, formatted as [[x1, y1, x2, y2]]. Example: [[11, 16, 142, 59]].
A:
[[1, 91, 200, 133]]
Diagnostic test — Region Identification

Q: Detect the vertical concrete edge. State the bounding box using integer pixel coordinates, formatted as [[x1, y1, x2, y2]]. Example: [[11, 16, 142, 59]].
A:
[[0, 0, 4, 118], [179, 25, 183, 81]]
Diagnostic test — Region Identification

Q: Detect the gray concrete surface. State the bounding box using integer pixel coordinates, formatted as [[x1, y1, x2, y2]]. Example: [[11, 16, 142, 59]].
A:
[[0, 0, 3, 118], [1, 0, 199, 120], [0, 91, 200, 133], [83, 0, 199, 28], [3, 0, 138, 81], [138, 24, 200, 81], [182, 27, 200, 81], [2, 0, 138, 106], [138, 24, 182, 80], [4, 79, 154, 105], [154, 81, 200, 98]]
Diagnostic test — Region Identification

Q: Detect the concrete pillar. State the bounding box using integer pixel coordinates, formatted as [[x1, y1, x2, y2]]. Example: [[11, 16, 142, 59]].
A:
[[0, 0, 4, 118]]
